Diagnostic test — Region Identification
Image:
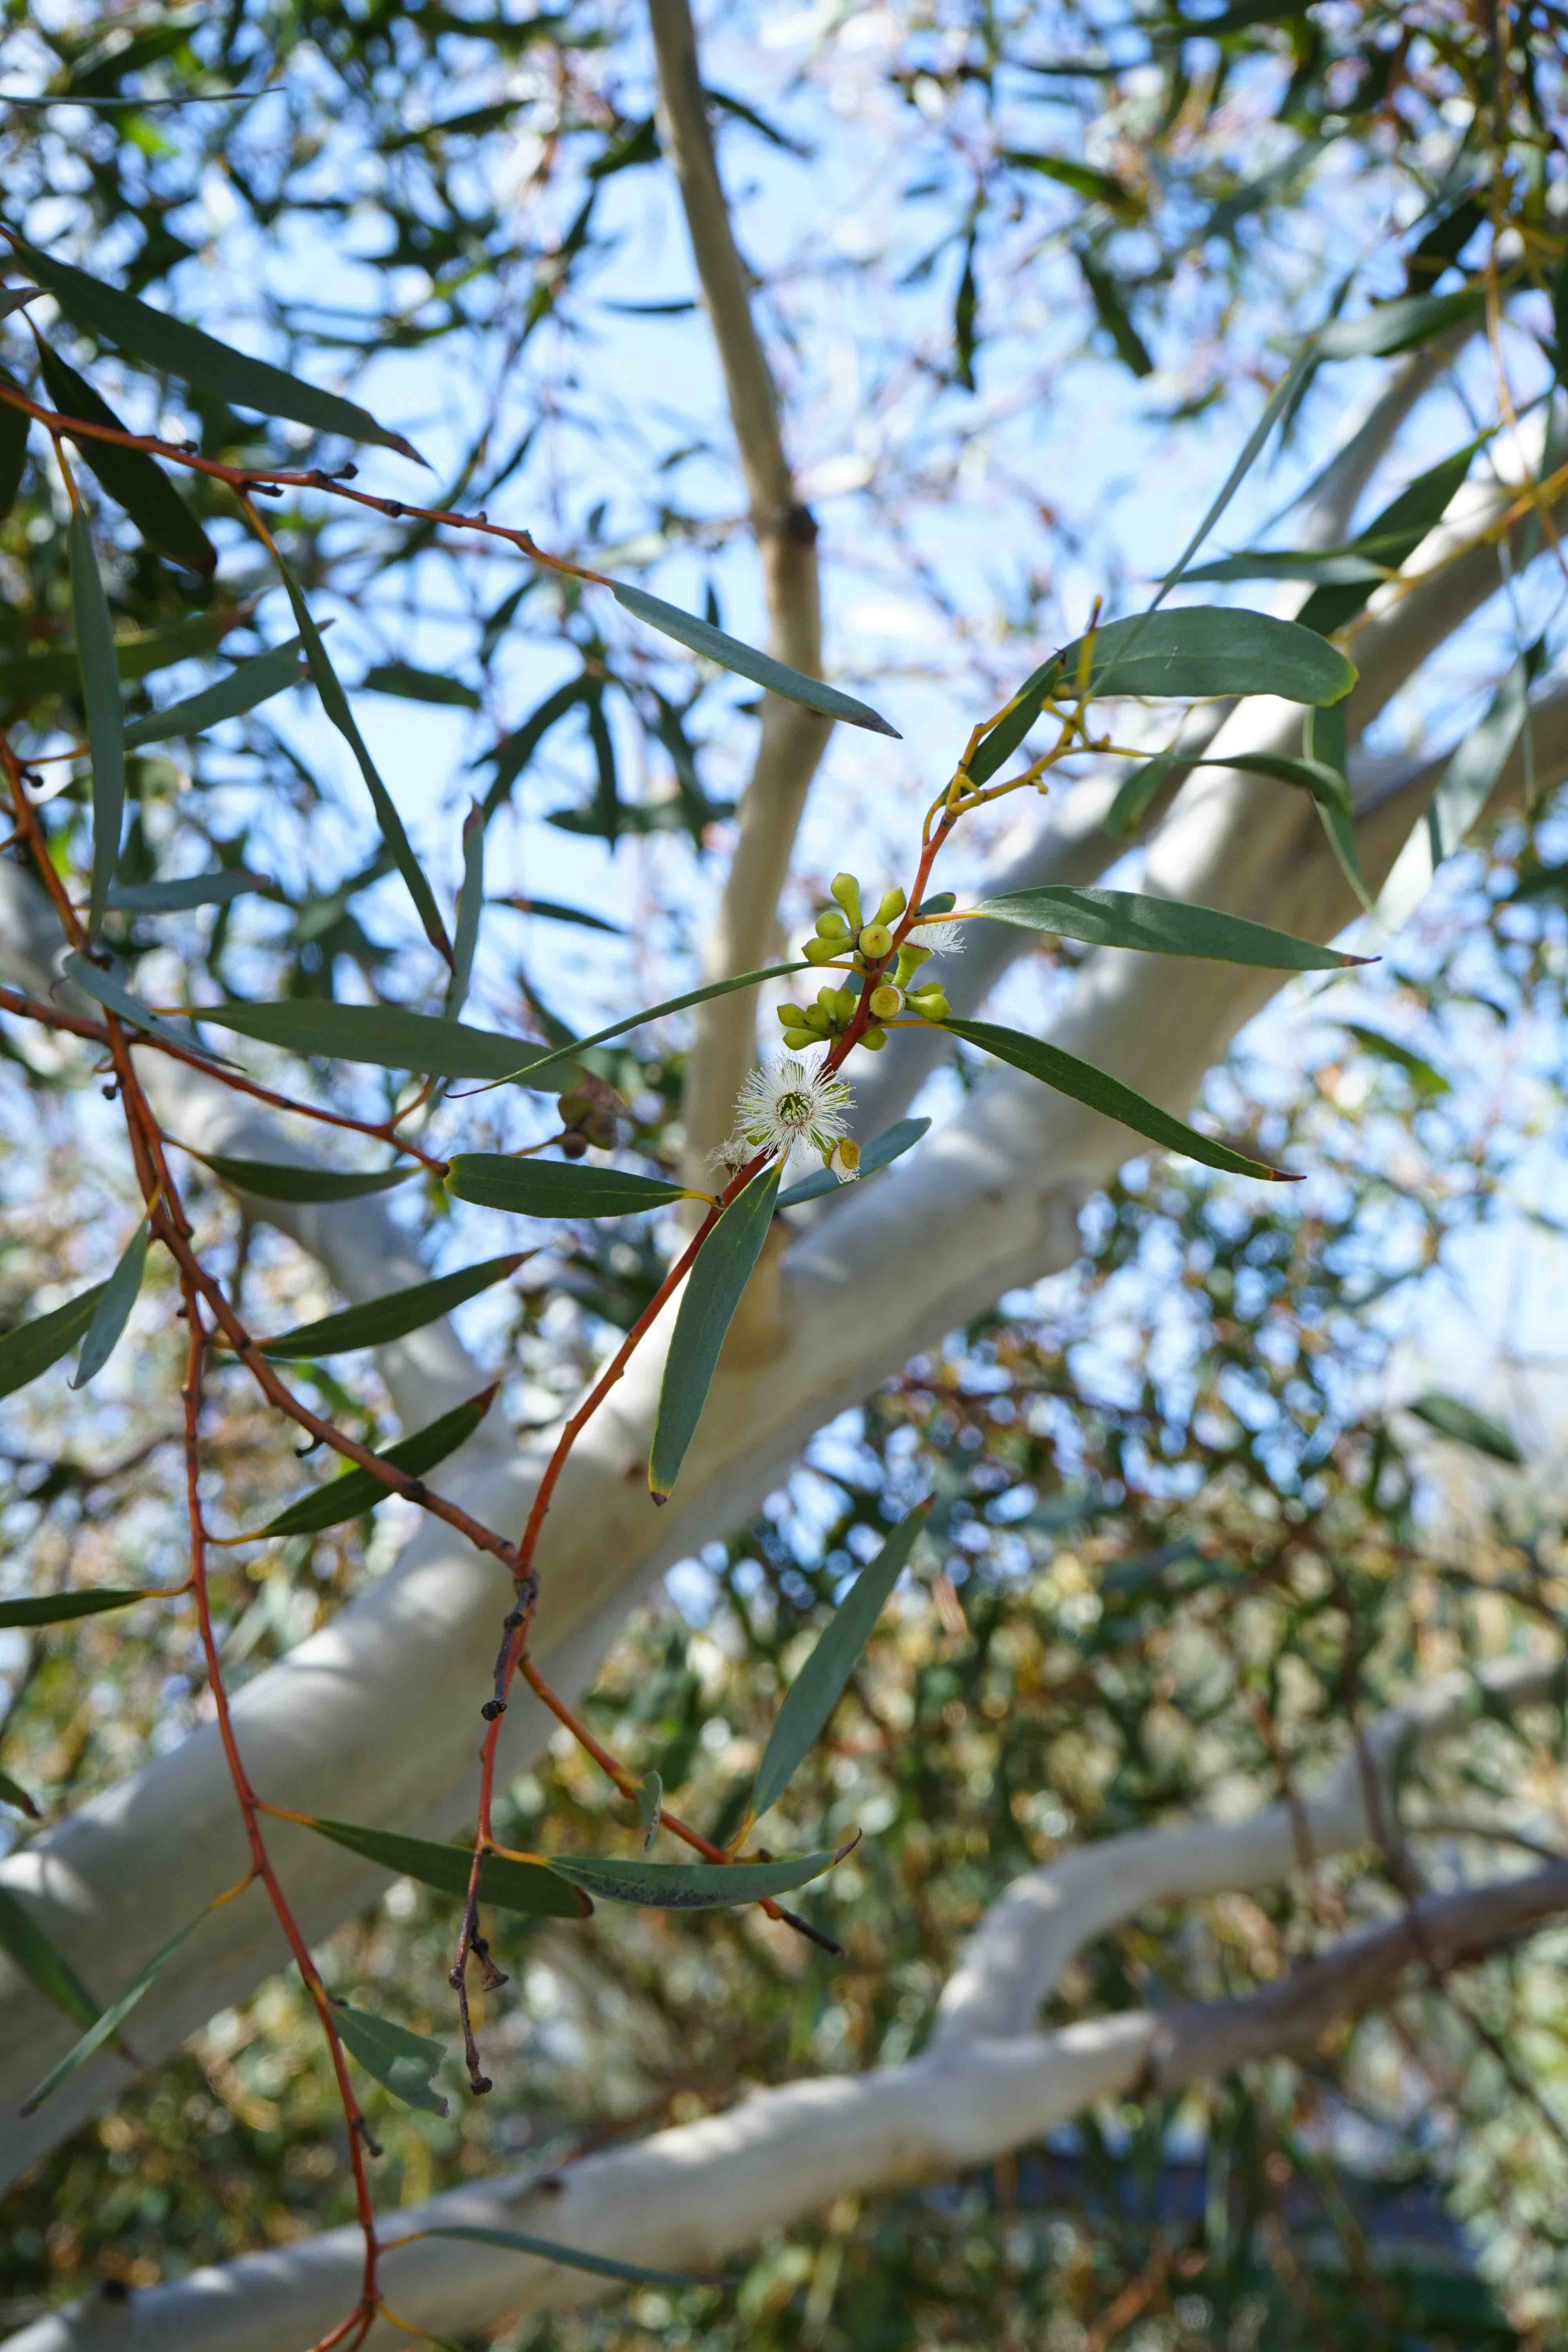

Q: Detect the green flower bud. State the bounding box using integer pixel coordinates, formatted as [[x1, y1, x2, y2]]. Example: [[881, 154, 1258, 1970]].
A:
[[803, 1002, 833, 1033], [830, 872, 863, 926], [801, 935, 839, 965], [859, 1025, 889, 1051], [781, 1027, 817, 1051], [894, 942, 932, 986], [858, 922, 895, 960], [776, 1003, 807, 1029], [814, 907, 852, 941], [906, 984, 950, 1021], [874, 885, 907, 925], [815, 985, 841, 1016], [869, 982, 903, 1020]]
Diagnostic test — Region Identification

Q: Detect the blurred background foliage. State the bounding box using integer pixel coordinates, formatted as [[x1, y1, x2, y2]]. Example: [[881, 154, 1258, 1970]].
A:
[[3, 0, 1568, 2345]]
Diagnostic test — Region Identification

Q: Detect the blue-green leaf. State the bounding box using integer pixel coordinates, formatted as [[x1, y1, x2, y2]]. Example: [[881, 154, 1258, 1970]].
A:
[[69, 506, 125, 938], [302, 1817, 590, 1918], [549, 1847, 841, 1908], [445, 1155, 686, 1219], [106, 870, 270, 915], [121, 633, 312, 748], [59, 952, 210, 1052], [182, 1150, 418, 1203], [1313, 287, 1485, 361], [971, 886, 1366, 971], [21, 1907, 210, 2115], [0, 1587, 153, 1628], [255, 1253, 528, 1359], [70, 1210, 151, 1388], [1407, 1392, 1523, 1465], [776, 1116, 931, 1207], [612, 581, 900, 737], [0, 1887, 100, 2032], [649, 1163, 783, 1501], [249, 1386, 497, 1540], [0, 1282, 107, 1401], [445, 800, 485, 1020], [331, 2004, 449, 2117], [495, 962, 814, 1091], [37, 340, 214, 573], [426, 2226, 710, 2291]]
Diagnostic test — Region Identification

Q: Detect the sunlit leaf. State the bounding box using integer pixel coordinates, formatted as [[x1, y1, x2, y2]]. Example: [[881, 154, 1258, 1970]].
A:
[[60, 951, 211, 1052], [1341, 1022, 1451, 1098], [181, 1149, 418, 1203], [1407, 1393, 1523, 1466], [247, 1386, 497, 1540], [9, 232, 425, 461], [941, 1017, 1296, 1180], [445, 801, 485, 1020], [1296, 445, 1474, 637], [21, 1906, 210, 2115], [199, 997, 530, 1082], [303, 1817, 590, 1918], [496, 962, 814, 1091], [444, 1156, 686, 1220], [776, 1116, 931, 1208], [649, 1162, 784, 1502], [37, 339, 214, 573], [0, 1587, 153, 1628], [255, 1253, 528, 1359], [971, 885, 1366, 970], [69, 1209, 151, 1388], [1313, 286, 1485, 361], [69, 506, 125, 938], [1060, 608, 1357, 704], [1150, 349, 1314, 609], [1376, 638, 1544, 937], [106, 869, 270, 915], [0, 1282, 107, 1402], [611, 581, 900, 737], [549, 1846, 841, 1909], [426, 2226, 710, 2290], [751, 1501, 931, 1820], [0, 1887, 99, 2031], [331, 2003, 449, 2117], [121, 633, 312, 748]]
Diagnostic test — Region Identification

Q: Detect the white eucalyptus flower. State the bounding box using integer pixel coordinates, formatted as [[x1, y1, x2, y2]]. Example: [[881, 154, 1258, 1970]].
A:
[[909, 915, 966, 956], [731, 1053, 855, 1170]]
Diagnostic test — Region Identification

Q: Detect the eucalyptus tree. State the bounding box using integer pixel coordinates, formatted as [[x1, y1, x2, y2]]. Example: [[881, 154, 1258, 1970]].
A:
[[1, 1, 1567, 2345]]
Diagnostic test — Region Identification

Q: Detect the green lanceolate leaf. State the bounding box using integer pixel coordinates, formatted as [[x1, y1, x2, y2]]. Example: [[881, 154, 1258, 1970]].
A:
[[611, 581, 900, 738], [1060, 607, 1357, 704], [1105, 752, 1175, 838], [776, 1116, 931, 1208], [497, 962, 814, 1091], [20, 1907, 211, 2115], [106, 869, 270, 915], [1301, 701, 1371, 910], [59, 951, 209, 1052], [751, 1501, 931, 1820], [635, 1770, 662, 1851], [9, 233, 425, 461], [1407, 1392, 1523, 1466], [444, 1157, 687, 1220], [69, 506, 125, 938], [1183, 548, 1389, 586], [0, 398, 28, 523], [941, 1017, 1296, 1181], [37, 341, 214, 573], [361, 660, 482, 708], [479, 675, 590, 821], [1342, 1022, 1450, 1097], [649, 1162, 784, 1502], [70, 1210, 151, 1388], [487, 894, 623, 935], [0, 1768, 39, 1818], [249, 1387, 498, 1540], [331, 2004, 449, 2117], [0, 1587, 153, 1628], [445, 801, 485, 1021], [426, 2227, 710, 2292], [0, 1282, 107, 1402], [1150, 350, 1314, 610], [1313, 286, 1485, 361], [1377, 640, 1544, 936], [0, 1887, 100, 2031], [200, 997, 531, 1083], [971, 885, 1367, 971], [268, 547, 452, 962], [967, 657, 1064, 786], [121, 633, 312, 748], [0, 608, 247, 705], [549, 1847, 841, 1909], [183, 1149, 418, 1203], [256, 1253, 528, 1359], [303, 1817, 591, 1918], [1296, 445, 1474, 637]]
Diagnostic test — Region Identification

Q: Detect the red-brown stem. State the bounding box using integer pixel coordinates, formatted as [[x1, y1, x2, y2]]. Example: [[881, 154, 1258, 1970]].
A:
[[179, 1297, 381, 2334]]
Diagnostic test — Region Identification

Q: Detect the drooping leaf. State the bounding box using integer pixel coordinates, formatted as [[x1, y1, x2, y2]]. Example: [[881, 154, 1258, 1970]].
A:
[[0, 1887, 100, 2031], [255, 1253, 528, 1359], [106, 869, 269, 915], [303, 1817, 590, 1918], [1301, 701, 1372, 909], [1376, 639, 1544, 936], [59, 951, 210, 1052], [360, 660, 481, 709], [1059, 607, 1357, 703], [1150, 349, 1314, 609], [971, 885, 1366, 970], [1312, 286, 1486, 361], [200, 998, 532, 1083], [268, 546, 452, 962], [0, 1768, 39, 1818], [69, 1210, 151, 1388], [331, 2004, 449, 2117], [776, 1116, 931, 1208], [1296, 445, 1474, 636], [1407, 1392, 1523, 1466], [445, 801, 485, 1020], [0, 608, 247, 704], [0, 397, 29, 522], [1104, 751, 1174, 838], [1002, 149, 1136, 209], [1341, 1022, 1451, 1097], [181, 1150, 417, 1203], [941, 1017, 1296, 1180], [121, 633, 312, 748], [635, 1771, 662, 1852], [248, 1386, 498, 1540], [1077, 250, 1153, 376], [549, 1846, 841, 1909], [20, 1906, 210, 2115], [69, 505, 125, 938], [751, 1501, 931, 1821], [479, 675, 589, 820], [495, 962, 815, 1091], [0, 1587, 153, 1628], [0, 1282, 107, 1402], [487, 893, 622, 935], [611, 581, 900, 738], [649, 1162, 784, 1502], [36, 339, 214, 573], [444, 1157, 686, 1220], [426, 2226, 709, 2291], [9, 233, 425, 461]]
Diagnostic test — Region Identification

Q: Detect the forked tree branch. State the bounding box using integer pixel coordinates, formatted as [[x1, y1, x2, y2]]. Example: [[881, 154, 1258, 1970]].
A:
[[9, 1655, 1559, 2350], [646, 0, 835, 1181]]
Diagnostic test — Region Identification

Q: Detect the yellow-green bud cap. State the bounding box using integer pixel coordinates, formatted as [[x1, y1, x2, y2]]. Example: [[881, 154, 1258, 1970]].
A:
[[829, 872, 863, 925], [833, 1138, 861, 1176], [801, 935, 839, 965], [869, 982, 903, 1020], [781, 1027, 817, 1051], [860, 1025, 889, 1051], [875, 886, 907, 924], [858, 922, 895, 960], [814, 907, 852, 941], [907, 984, 950, 1020], [895, 941, 932, 985]]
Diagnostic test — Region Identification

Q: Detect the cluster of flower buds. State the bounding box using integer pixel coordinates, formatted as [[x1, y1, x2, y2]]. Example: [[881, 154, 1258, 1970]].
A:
[[776, 873, 953, 1054]]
